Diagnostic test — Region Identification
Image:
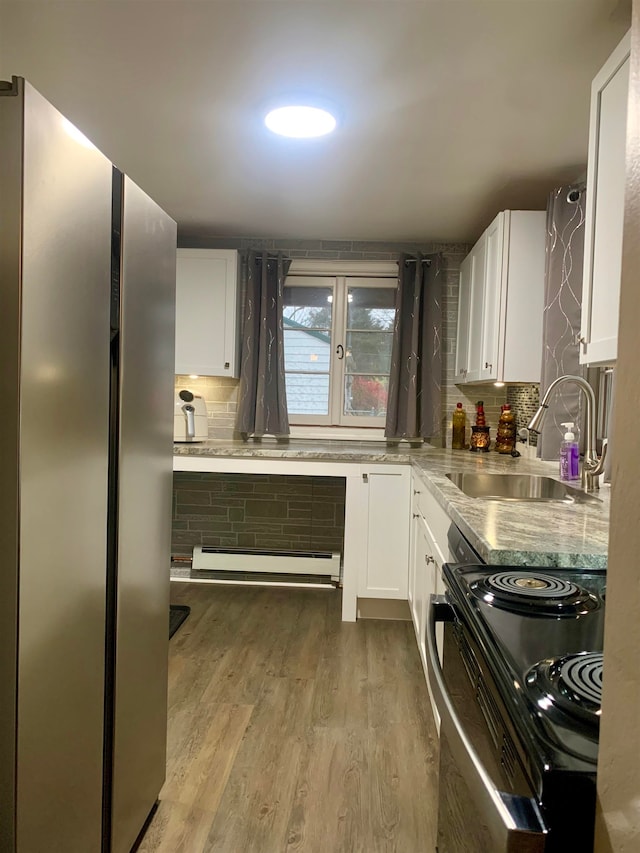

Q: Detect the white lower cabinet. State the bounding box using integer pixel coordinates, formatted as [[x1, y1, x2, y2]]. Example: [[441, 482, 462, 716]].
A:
[[358, 466, 410, 599]]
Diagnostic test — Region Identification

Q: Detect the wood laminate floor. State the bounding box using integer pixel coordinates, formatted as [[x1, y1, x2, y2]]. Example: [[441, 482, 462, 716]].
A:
[[138, 583, 439, 853]]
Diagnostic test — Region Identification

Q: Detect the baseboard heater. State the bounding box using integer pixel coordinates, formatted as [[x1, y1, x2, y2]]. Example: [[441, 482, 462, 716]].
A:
[[192, 546, 341, 580]]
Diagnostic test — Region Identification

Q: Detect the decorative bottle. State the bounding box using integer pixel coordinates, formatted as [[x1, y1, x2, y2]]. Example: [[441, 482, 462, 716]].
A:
[[470, 400, 490, 452], [495, 404, 516, 454], [452, 403, 466, 449]]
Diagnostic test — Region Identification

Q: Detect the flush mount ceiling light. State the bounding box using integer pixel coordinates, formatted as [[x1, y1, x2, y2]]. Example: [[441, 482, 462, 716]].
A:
[[264, 105, 337, 138]]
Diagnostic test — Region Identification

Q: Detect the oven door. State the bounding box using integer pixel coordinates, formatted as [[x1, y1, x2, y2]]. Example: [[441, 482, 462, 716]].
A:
[[426, 596, 548, 853]]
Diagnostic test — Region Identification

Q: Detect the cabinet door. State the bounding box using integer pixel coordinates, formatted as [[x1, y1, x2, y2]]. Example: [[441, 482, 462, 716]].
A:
[[360, 468, 410, 599], [175, 249, 239, 377], [465, 233, 487, 383], [455, 255, 472, 382], [479, 212, 505, 382], [581, 33, 630, 365], [410, 511, 427, 645]]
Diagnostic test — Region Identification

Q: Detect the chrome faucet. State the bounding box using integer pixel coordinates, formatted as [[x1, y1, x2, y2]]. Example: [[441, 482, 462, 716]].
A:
[[527, 374, 608, 492]]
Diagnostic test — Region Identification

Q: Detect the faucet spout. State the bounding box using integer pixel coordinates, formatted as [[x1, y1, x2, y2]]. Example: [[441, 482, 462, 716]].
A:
[[527, 374, 606, 492]]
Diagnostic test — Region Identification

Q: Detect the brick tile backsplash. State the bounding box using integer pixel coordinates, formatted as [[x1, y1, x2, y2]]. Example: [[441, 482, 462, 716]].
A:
[[173, 472, 345, 558]]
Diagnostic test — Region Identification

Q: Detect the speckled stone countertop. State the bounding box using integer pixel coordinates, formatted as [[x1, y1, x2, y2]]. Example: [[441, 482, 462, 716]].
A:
[[173, 438, 426, 462], [174, 440, 610, 569], [410, 449, 609, 569]]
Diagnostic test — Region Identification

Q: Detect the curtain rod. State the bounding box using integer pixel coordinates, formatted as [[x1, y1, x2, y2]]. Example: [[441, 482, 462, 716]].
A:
[[253, 254, 430, 266]]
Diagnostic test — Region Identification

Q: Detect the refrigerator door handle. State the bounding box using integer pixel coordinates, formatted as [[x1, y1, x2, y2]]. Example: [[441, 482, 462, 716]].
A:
[[182, 403, 196, 439]]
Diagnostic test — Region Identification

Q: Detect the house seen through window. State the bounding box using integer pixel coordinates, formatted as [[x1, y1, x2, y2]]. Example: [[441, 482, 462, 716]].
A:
[[283, 276, 396, 427]]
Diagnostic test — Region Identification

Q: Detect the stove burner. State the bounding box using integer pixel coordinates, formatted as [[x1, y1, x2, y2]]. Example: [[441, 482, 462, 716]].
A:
[[489, 572, 578, 598], [559, 653, 603, 708], [469, 571, 600, 616], [526, 652, 603, 730]]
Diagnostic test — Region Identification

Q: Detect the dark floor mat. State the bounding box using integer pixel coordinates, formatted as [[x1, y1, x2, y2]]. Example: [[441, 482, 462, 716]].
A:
[[169, 604, 190, 639]]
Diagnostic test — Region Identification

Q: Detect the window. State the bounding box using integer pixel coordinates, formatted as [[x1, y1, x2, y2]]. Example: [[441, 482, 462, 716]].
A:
[[283, 275, 396, 427]]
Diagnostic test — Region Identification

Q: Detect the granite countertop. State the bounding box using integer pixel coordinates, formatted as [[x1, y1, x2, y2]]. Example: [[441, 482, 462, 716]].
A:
[[173, 438, 429, 462], [174, 439, 610, 569], [410, 449, 609, 569]]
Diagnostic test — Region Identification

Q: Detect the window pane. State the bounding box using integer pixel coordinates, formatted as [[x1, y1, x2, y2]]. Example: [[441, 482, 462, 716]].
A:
[[283, 286, 333, 329], [285, 373, 330, 415], [344, 375, 389, 417], [347, 287, 395, 331], [284, 329, 331, 372], [345, 330, 393, 375]]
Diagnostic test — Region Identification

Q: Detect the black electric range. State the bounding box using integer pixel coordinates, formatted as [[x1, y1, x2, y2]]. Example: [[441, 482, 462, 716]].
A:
[[432, 562, 605, 853]]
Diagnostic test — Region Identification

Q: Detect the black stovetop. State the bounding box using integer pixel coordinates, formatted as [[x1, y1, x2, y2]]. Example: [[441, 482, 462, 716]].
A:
[[443, 562, 606, 788]]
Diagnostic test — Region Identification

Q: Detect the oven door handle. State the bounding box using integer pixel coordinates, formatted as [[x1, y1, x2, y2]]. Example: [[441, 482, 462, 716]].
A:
[[426, 595, 548, 850]]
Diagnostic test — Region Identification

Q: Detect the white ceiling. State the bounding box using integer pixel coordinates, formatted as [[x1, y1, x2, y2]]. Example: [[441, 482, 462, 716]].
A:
[[0, 1, 630, 243]]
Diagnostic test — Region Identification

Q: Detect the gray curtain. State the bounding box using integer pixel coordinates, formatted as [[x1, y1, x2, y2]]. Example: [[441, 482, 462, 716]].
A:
[[237, 251, 291, 437], [538, 185, 588, 460], [385, 253, 442, 440]]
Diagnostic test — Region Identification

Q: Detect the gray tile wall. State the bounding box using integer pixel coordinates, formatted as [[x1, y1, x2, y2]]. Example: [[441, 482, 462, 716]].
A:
[[172, 472, 345, 557]]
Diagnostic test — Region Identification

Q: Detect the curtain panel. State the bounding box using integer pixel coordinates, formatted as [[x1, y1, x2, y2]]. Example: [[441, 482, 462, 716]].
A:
[[385, 252, 443, 440], [236, 251, 291, 437]]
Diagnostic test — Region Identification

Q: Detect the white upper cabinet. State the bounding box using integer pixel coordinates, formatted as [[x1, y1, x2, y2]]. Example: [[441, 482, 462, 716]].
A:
[[580, 32, 631, 366], [454, 254, 472, 382], [464, 233, 487, 383], [175, 249, 240, 377], [480, 213, 505, 382], [456, 210, 546, 385]]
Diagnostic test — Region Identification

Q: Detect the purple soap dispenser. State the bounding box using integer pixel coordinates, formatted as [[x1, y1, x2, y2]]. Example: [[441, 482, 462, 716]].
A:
[[559, 422, 580, 481]]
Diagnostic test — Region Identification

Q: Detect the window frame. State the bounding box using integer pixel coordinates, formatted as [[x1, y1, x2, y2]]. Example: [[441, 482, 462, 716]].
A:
[[284, 261, 398, 431], [283, 275, 337, 427]]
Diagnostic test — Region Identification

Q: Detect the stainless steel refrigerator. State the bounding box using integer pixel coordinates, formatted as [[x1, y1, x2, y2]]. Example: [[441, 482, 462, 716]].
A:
[[0, 77, 177, 852]]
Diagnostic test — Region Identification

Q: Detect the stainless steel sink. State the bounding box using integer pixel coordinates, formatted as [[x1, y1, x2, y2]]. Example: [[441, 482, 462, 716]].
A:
[[445, 472, 602, 505]]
